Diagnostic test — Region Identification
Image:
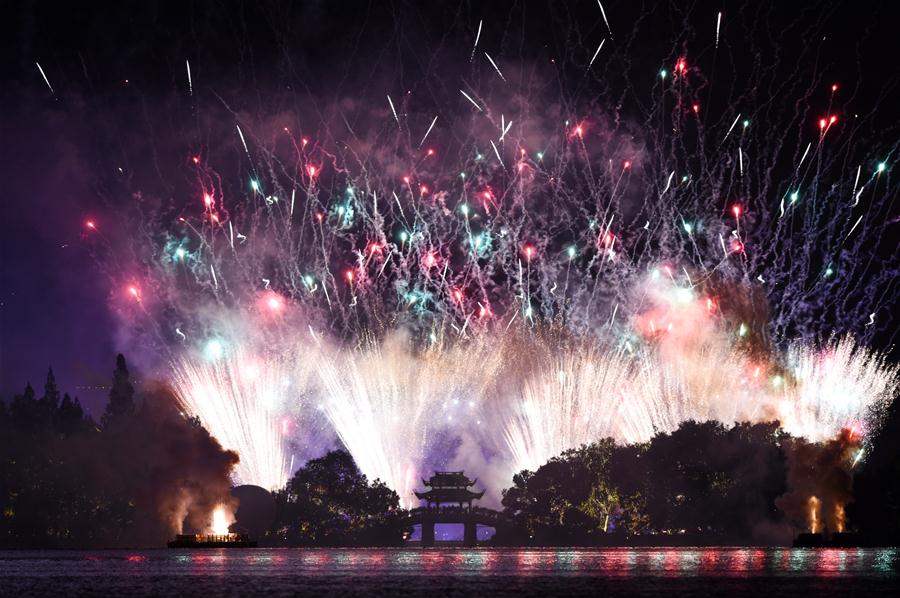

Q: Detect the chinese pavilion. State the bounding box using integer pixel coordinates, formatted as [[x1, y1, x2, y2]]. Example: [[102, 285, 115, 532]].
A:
[[412, 471, 486, 546], [414, 471, 485, 508]]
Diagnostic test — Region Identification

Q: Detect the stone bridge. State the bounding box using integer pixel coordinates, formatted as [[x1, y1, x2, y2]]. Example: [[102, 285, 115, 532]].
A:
[[403, 506, 513, 547]]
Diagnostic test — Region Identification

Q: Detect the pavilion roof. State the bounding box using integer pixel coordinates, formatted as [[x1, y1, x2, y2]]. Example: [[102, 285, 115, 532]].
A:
[[422, 471, 477, 488], [414, 487, 485, 503]]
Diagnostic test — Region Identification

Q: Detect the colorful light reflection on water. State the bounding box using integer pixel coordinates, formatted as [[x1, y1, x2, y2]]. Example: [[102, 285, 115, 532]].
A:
[[8, 548, 895, 577], [2, 548, 899, 595]]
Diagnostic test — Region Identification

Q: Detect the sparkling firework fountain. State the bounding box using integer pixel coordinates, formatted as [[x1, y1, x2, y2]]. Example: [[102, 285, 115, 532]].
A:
[[76, 3, 900, 497], [316, 332, 499, 506], [169, 339, 310, 490], [497, 341, 632, 473]]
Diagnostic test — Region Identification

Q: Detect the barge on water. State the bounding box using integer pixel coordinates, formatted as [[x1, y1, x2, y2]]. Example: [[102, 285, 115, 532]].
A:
[[167, 532, 257, 548]]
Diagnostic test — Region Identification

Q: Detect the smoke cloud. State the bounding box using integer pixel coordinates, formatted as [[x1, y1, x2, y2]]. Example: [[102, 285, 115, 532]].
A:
[[88, 382, 240, 544], [776, 428, 860, 534]]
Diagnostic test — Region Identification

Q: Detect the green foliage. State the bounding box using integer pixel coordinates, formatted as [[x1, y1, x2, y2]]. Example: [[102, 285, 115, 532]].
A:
[[271, 450, 409, 546], [500, 420, 791, 545], [579, 480, 620, 533]]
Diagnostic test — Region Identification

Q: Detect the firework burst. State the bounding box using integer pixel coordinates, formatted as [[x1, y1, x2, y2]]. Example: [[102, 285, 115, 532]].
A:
[[74, 4, 899, 493]]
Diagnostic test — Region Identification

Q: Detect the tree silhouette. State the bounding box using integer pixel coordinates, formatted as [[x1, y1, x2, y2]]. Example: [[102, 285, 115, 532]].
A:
[[9, 383, 41, 431], [1, 354, 237, 548], [500, 421, 792, 545], [57, 393, 86, 435], [102, 354, 135, 427], [42, 368, 60, 412], [272, 450, 408, 546]]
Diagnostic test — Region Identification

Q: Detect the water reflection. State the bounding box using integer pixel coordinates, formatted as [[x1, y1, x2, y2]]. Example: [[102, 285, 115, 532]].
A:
[[3, 548, 899, 579], [875, 549, 896, 572]]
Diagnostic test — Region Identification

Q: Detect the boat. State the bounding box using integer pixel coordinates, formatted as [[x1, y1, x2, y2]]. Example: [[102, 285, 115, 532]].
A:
[[167, 532, 257, 548]]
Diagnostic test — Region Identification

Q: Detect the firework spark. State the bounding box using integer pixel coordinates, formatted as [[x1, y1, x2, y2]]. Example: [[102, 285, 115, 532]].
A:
[[83, 4, 898, 495]]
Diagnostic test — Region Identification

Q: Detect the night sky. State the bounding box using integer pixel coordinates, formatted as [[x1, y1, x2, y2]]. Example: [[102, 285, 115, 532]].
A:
[[1, 0, 897, 416]]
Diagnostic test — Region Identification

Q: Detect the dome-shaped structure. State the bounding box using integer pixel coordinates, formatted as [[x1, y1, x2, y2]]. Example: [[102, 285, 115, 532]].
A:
[[231, 484, 276, 538]]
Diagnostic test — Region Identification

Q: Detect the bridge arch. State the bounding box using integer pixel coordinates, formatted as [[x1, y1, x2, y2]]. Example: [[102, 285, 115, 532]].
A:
[[409, 471, 513, 546], [404, 506, 513, 547]]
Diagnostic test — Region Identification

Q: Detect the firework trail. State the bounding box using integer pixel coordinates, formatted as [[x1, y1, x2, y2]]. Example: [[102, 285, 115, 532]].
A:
[[73, 3, 899, 494], [315, 332, 499, 506], [496, 342, 632, 472], [169, 338, 317, 490]]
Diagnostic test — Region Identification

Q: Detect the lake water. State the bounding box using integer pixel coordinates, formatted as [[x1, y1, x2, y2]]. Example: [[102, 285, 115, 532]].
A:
[[1, 547, 898, 596]]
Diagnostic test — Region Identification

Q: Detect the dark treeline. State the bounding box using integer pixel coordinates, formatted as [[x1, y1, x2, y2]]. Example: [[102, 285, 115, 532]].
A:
[[495, 410, 900, 546], [497, 416, 900, 546], [0, 355, 410, 548], [4, 358, 900, 547], [0, 355, 237, 548], [497, 422, 792, 545]]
